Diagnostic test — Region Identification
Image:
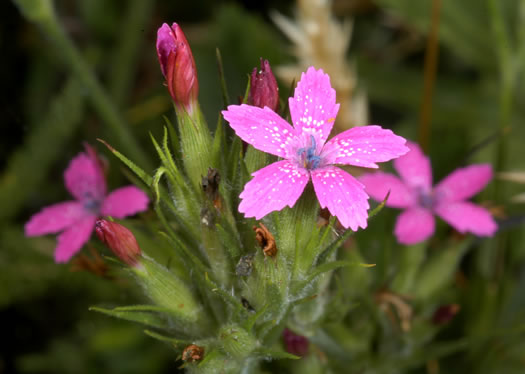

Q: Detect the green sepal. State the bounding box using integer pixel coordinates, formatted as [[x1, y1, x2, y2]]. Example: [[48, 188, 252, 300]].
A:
[[89, 305, 171, 329], [132, 256, 209, 330], [176, 104, 213, 190]]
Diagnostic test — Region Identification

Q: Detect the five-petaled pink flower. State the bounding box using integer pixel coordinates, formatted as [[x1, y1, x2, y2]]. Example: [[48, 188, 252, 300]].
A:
[[25, 145, 149, 263], [359, 141, 497, 244], [222, 67, 409, 230]]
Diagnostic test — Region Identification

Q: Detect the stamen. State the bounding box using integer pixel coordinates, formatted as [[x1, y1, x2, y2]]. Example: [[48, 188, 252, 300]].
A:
[[297, 135, 322, 170]]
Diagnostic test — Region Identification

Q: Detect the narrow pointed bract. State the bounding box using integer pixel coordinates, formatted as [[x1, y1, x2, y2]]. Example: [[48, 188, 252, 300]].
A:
[[222, 67, 408, 230]]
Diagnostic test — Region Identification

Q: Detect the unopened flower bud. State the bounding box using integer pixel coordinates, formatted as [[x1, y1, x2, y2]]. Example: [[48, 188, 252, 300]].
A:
[[283, 328, 309, 357], [156, 23, 199, 112], [248, 59, 279, 111], [95, 219, 141, 267], [432, 304, 460, 325]]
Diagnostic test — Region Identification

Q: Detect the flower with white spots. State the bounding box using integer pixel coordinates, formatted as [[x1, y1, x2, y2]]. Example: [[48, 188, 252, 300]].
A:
[[222, 67, 408, 230]]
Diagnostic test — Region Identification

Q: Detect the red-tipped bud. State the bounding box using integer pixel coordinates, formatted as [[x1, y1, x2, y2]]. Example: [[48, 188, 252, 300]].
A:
[[432, 304, 460, 325], [283, 328, 309, 357], [95, 219, 141, 267], [248, 59, 279, 111], [156, 23, 199, 112]]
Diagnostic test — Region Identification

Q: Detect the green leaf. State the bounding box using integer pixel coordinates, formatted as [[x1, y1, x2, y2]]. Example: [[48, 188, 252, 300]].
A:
[[294, 261, 375, 295], [89, 305, 170, 329], [253, 348, 300, 360], [143, 329, 191, 347], [413, 238, 473, 299], [98, 139, 152, 186]]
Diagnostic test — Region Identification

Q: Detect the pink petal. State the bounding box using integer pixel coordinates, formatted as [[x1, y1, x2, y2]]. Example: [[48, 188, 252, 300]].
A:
[[394, 207, 435, 245], [239, 160, 309, 220], [54, 215, 97, 263], [434, 164, 493, 203], [222, 104, 297, 158], [359, 172, 415, 208], [322, 125, 408, 168], [311, 166, 369, 231], [25, 201, 88, 236], [64, 152, 106, 203], [101, 186, 149, 218], [434, 201, 497, 236], [289, 67, 339, 149], [393, 141, 432, 192]]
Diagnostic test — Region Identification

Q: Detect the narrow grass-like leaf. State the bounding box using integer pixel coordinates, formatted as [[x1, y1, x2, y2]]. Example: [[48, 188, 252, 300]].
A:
[[242, 304, 269, 331], [143, 329, 191, 347], [98, 139, 152, 186], [89, 305, 170, 329], [294, 261, 375, 295], [216, 48, 230, 107]]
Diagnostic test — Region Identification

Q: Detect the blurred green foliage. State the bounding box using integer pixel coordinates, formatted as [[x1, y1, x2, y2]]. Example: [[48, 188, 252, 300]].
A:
[[2, 0, 525, 373]]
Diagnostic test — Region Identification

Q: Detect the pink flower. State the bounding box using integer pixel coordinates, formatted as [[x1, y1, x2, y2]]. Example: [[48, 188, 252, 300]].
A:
[[222, 67, 408, 230], [156, 23, 199, 112], [25, 145, 149, 263], [359, 141, 497, 244]]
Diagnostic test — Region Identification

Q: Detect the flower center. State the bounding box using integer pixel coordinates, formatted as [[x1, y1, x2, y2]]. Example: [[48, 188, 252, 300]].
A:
[[297, 135, 322, 170], [418, 188, 434, 209], [83, 192, 101, 214]]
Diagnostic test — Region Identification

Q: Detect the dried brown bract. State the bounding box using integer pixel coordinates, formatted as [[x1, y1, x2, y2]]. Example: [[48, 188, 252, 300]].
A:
[[201, 167, 221, 209], [182, 344, 205, 363], [253, 223, 277, 257]]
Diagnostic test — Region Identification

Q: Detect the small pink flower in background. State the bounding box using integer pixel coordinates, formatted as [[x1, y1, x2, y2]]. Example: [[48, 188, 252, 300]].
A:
[[359, 141, 497, 244], [222, 67, 408, 230], [156, 23, 199, 112], [25, 145, 149, 263]]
